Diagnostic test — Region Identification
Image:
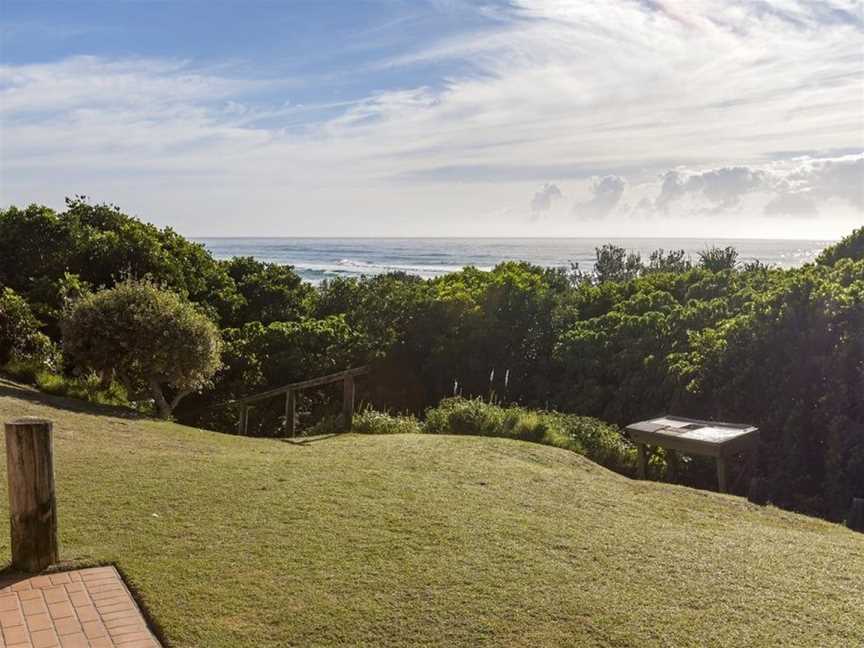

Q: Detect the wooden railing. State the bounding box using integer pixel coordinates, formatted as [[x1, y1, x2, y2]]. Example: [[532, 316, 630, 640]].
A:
[[232, 365, 371, 436]]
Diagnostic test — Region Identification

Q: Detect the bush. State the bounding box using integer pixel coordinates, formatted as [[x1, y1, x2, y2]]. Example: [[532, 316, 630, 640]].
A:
[[62, 280, 222, 418], [3, 358, 128, 407], [424, 397, 507, 436], [0, 287, 55, 365], [423, 397, 636, 475], [817, 227, 864, 265], [352, 409, 423, 435]]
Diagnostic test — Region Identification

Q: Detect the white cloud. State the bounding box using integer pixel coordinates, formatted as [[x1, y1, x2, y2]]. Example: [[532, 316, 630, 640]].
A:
[[530, 182, 562, 212], [654, 166, 767, 212], [648, 153, 863, 220], [574, 176, 627, 220], [0, 1, 862, 237]]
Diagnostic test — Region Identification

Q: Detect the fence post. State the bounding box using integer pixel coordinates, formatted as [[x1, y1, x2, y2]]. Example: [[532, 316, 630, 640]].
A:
[[848, 498, 864, 533], [747, 477, 770, 505], [665, 450, 678, 482], [237, 405, 246, 435], [636, 443, 648, 479], [4, 418, 59, 572], [716, 456, 728, 493], [342, 375, 355, 432], [285, 390, 296, 437]]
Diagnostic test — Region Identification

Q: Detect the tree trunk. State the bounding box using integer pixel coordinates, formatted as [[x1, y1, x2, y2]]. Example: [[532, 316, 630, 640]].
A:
[[98, 368, 113, 389], [149, 379, 173, 419]]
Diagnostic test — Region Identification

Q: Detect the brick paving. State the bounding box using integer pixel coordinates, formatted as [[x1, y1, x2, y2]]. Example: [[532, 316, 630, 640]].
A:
[[0, 567, 160, 648]]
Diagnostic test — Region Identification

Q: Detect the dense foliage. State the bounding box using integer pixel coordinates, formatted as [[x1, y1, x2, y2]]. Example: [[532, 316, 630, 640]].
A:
[[0, 287, 53, 365], [818, 226, 864, 266], [1, 199, 862, 520], [424, 397, 636, 475], [62, 280, 222, 418]]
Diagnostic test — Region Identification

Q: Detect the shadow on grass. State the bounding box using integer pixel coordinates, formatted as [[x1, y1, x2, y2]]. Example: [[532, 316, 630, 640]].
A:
[[280, 432, 344, 446], [0, 376, 144, 421]]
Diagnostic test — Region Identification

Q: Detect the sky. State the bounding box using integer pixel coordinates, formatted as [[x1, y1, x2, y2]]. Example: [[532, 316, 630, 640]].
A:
[[1, 0, 862, 239]]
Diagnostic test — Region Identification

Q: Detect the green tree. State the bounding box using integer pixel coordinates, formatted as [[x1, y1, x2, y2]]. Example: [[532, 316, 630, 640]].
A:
[[0, 198, 243, 328], [698, 246, 739, 272], [817, 227, 864, 265], [0, 287, 54, 365], [645, 248, 691, 274], [594, 244, 642, 283], [222, 256, 315, 326], [62, 281, 222, 418]]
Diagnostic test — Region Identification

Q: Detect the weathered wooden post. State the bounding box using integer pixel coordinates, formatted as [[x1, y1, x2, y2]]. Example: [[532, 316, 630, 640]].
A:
[[342, 374, 355, 432], [847, 498, 864, 533], [4, 418, 59, 572], [747, 477, 770, 505], [238, 405, 251, 435], [636, 443, 648, 479], [665, 449, 678, 482], [237, 404, 246, 435], [285, 390, 296, 437], [716, 456, 728, 493]]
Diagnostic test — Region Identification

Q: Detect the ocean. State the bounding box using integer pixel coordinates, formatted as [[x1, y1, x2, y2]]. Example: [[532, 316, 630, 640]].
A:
[[195, 238, 833, 284]]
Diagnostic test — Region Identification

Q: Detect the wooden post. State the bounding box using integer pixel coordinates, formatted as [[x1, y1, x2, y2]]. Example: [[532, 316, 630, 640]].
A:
[[847, 498, 864, 533], [636, 443, 648, 479], [666, 450, 678, 483], [748, 477, 770, 505], [237, 405, 251, 435], [716, 456, 728, 493], [4, 418, 59, 572], [285, 390, 296, 437], [342, 375, 355, 432]]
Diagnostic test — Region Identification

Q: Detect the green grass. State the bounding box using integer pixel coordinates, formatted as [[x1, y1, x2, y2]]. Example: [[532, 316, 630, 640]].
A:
[[0, 378, 862, 647]]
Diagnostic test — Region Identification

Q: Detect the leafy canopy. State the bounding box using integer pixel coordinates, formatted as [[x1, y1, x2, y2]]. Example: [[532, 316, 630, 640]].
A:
[[62, 280, 222, 418]]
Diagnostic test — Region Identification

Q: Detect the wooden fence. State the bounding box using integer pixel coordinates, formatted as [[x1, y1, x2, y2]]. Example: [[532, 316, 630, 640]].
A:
[[230, 365, 372, 436]]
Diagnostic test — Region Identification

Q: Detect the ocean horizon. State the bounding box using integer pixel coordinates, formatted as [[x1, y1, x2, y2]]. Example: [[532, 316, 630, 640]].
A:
[[195, 237, 834, 284]]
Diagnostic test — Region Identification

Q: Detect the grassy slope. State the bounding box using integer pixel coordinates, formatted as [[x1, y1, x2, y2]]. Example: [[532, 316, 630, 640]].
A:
[[0, 379, 862, 648]]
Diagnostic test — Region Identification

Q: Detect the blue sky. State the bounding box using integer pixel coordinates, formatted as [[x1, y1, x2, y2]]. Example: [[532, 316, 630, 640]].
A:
[[1, 0, 862, 237]]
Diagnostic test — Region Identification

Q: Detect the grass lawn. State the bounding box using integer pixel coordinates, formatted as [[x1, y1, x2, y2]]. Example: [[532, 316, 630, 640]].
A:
[[0, 377, 862, 647]]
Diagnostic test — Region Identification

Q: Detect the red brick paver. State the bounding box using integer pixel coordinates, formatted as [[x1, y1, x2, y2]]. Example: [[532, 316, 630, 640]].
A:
[[0, 567, 160, 648]]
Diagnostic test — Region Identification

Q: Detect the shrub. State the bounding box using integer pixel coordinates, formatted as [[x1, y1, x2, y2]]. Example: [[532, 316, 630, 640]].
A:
[[3, 358, 128, 407], [423, 397, 636, 476], [62, 280, 222, 418], [817, 226, 864, 265], [0, 287, 55, 365], [352, 409, 423, 435], [424, 397, 506, 436]]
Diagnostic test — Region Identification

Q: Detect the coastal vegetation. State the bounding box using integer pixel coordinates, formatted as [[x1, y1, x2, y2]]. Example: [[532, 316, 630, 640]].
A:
[[0, 199, 862, 521]]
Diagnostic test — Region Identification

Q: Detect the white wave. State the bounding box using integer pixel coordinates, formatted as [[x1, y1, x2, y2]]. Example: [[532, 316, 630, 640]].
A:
[[293, 258, 486, 278]]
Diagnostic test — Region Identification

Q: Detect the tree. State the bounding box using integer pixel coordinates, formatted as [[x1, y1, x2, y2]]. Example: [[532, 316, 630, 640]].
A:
[[645, 248, 691, 274], [222, 256, 315, 326], [0, 287, 54, 365], [594, 244, 642, 283], [62, 281, 222, 418], [0, 198, 243, 328], [698, 246, 738, 272], [817, 226, 864, 265]]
